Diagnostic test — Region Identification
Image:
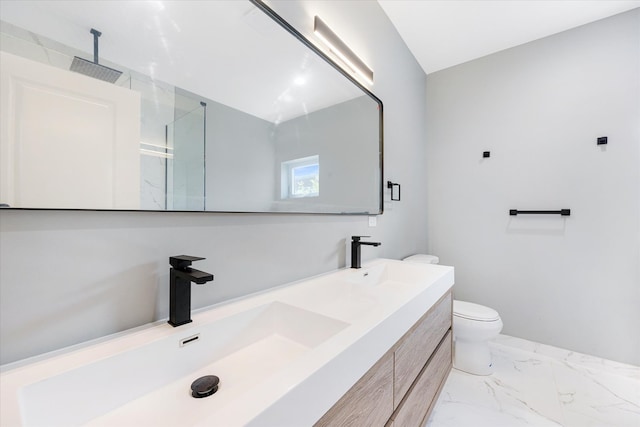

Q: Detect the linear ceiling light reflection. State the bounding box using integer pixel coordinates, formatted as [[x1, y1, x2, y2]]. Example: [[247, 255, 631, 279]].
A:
[[313, 16, 374, 85]]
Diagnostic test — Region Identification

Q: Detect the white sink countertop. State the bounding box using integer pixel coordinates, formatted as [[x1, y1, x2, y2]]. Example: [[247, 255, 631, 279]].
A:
[[0, 258, 454, 427]]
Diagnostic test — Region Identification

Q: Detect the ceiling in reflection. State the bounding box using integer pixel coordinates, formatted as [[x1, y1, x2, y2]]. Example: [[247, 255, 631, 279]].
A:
[[0, 0, 362, 123]]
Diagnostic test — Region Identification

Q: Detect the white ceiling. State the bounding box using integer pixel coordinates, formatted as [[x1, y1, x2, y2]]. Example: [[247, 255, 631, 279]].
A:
[[378, 0, 640, 74]]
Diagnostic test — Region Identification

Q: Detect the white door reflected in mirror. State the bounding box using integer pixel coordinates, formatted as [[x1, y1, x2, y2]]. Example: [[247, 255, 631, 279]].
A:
[[0, 52, 140, 209]]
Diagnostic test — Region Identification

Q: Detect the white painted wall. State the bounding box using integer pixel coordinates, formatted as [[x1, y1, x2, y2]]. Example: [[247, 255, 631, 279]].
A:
[[0, 0, 428, 365], [426, 9, 640, 365]]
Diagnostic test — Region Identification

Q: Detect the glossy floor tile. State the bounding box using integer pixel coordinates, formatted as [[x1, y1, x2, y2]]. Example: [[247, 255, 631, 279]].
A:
[[426, 335, 640, 427]]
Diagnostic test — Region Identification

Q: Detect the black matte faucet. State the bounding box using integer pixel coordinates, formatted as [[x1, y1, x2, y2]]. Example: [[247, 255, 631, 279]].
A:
[[351, 236, 381, 269], [168, 255, 214, 327]]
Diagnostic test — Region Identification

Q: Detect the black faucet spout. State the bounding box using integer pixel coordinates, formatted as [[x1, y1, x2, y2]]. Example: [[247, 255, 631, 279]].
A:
[[172, 267, 214, 285], [168, 255, 214, 327], [351, 236, 381, 269]]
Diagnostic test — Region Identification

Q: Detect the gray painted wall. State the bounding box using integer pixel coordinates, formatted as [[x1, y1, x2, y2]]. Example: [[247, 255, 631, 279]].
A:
[[0, 0, 428, 365], [205, 100, 276, 212], [274, 96, 380, 213], [426, 9, 640, 365]]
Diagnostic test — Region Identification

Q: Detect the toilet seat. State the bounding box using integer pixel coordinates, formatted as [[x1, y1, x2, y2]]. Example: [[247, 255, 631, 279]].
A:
[[453, 300, 500, 322]]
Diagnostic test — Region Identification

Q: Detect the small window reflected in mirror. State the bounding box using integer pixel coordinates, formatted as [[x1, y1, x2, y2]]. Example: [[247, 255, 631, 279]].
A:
[[282, 155, 319, 199]]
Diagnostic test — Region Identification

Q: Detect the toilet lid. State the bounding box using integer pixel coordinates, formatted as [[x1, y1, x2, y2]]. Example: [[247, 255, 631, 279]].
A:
[[453, 300, 500, 321]]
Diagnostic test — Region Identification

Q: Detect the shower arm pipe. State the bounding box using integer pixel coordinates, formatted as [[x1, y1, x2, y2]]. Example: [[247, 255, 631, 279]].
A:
[[509, 209, 571, 216], [90, 28, 101, 64]]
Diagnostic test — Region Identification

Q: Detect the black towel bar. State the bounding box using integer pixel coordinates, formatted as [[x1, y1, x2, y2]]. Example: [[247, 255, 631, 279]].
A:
[[509, 209, 571, 216]]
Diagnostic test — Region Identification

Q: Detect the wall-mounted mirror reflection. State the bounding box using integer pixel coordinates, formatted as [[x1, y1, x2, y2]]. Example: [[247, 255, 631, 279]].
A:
[[0, 0, 382, 214]]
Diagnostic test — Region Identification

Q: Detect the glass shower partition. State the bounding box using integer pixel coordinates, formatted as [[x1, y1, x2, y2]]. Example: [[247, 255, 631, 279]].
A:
[[166, 103, 207, 211]]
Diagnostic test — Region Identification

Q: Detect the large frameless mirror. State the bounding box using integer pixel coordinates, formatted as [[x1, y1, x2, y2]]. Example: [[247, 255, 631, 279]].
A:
[[0, 0, 383, 214]]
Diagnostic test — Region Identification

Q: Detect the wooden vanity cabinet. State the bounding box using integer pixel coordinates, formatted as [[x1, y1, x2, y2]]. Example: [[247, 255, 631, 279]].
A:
[[387, 331, 452, 427], [313, 351, 394, 427], [314, 291, 453, 427]]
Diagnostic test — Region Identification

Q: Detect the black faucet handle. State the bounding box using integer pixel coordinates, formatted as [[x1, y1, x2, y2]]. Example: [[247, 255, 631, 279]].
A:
[[351, 236, 371, 242], [170, 255, 206, 270]]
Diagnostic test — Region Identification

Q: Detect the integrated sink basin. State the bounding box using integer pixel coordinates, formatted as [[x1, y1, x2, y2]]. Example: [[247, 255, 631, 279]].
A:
[[1, 259, 454, 426], [7, 302, 348, 427]]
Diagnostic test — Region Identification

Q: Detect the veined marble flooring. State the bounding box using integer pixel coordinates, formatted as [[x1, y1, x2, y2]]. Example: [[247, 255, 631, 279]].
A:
[[426, 335, 640, 427]]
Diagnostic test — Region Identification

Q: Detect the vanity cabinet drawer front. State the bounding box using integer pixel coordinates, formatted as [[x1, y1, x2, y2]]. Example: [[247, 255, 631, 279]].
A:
[[394, 292, 451, 405], [392, 331, 452, 427], [314, 351, 394, 427]]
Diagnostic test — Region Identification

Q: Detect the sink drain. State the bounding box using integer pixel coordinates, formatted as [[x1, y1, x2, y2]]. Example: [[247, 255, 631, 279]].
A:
[[191, 375, 219, 398]]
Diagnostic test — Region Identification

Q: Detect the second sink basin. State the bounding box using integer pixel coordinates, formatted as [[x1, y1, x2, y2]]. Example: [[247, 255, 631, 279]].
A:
[[346, 260, 445, 289]]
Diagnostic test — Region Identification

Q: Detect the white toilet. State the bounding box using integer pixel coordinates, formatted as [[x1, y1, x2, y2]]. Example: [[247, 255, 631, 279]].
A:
[[402, 254, 503, 375]]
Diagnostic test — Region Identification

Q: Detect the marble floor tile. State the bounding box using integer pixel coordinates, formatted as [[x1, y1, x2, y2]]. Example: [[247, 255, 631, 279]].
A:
[[426, 335, 640, 427], [553, 358, 640, 427]]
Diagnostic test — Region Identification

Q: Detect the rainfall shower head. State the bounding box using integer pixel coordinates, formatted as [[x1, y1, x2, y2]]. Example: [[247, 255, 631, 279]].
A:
[[70, 56, 122, 83], [70, 28, 122, 83]]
